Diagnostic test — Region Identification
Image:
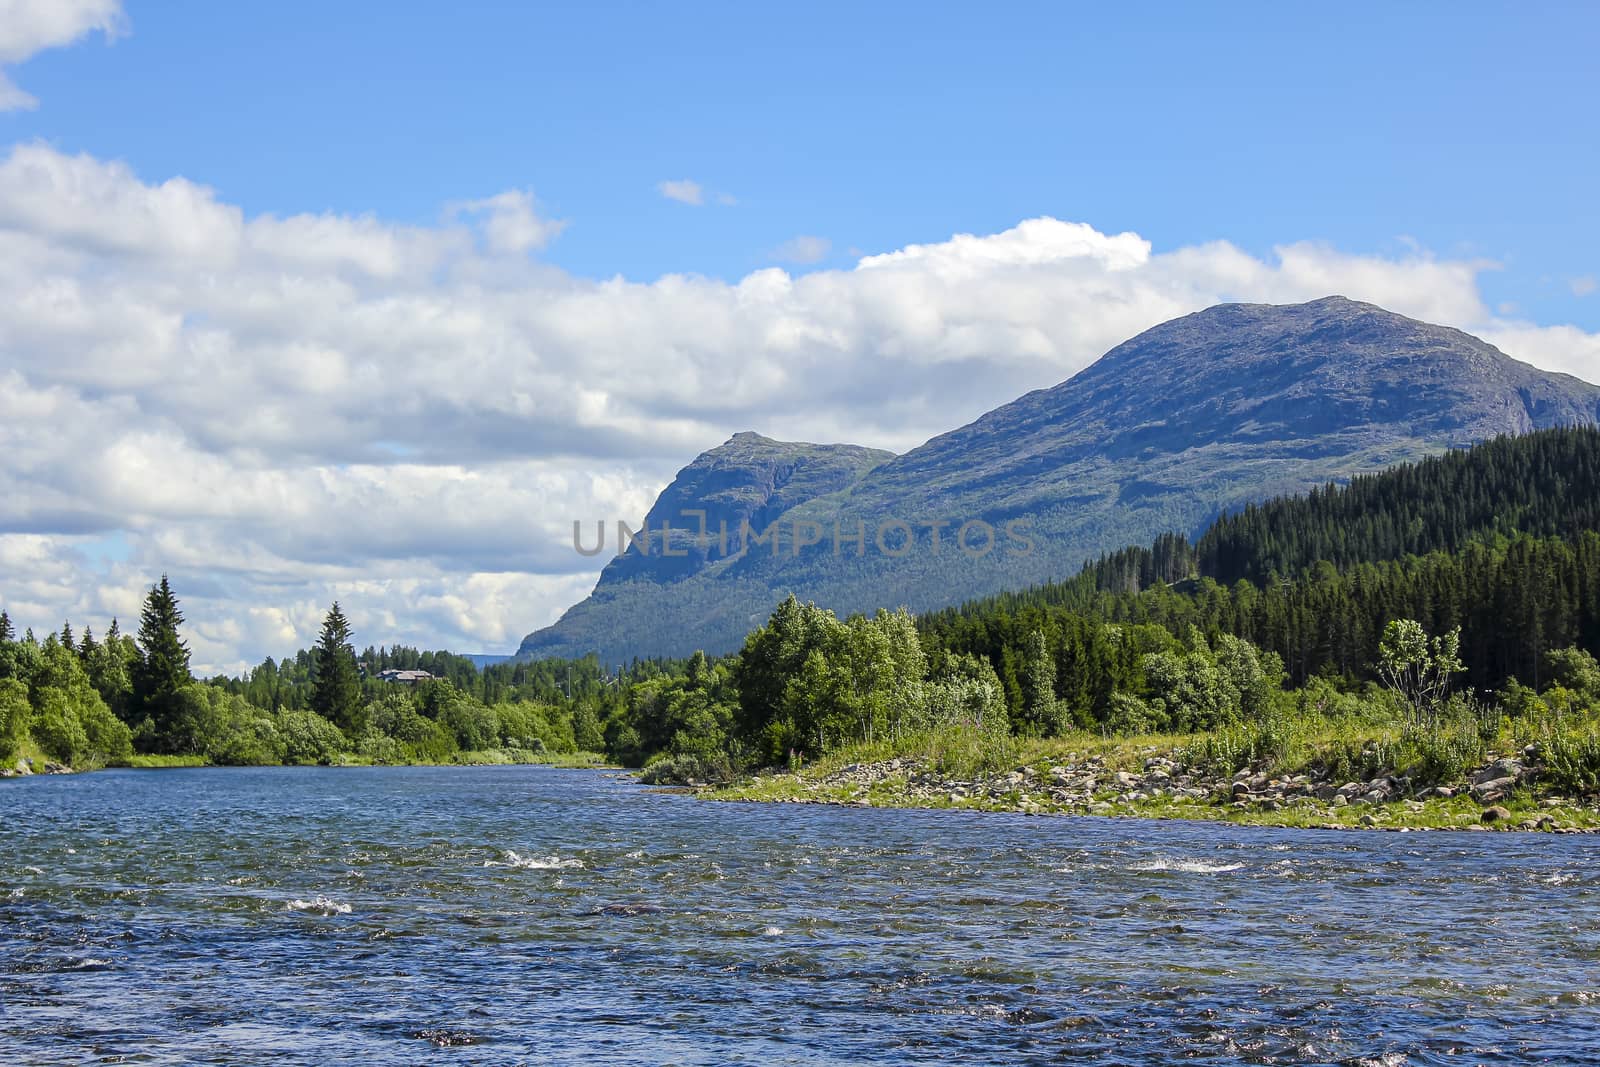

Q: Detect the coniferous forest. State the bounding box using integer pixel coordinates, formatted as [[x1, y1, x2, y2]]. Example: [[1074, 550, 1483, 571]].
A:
[[5, 428, 1600, 787]]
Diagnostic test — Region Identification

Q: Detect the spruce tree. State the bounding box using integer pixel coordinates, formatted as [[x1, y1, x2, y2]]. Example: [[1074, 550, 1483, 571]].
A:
[[60, 620, 75, 653], [311, 602, 364, 736], [134, 576, 192, 750], [0, 610, 12, 643]]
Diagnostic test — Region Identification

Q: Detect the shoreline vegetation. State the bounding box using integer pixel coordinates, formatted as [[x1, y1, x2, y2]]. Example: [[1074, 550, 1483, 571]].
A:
[[3, 748, 614, 777], [704, 726, 1600, 833]]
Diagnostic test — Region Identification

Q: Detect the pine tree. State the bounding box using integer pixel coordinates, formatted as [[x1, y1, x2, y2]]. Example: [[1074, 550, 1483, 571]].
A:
[[0, 610, 12, 643], [60, 620, 75, 653], [134, 576, 193, 750], [311, 602, 364, 736]]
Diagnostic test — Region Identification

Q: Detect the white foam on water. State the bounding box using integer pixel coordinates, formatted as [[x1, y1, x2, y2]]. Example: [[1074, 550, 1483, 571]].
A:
[[286, 895, 352, 915], [1357, 1054, 1408, 1067], [6, 887, 21, 898], [758, 925, 784, 937], [484, 850, 584, 870], [1130, 858, 1245, 874], [23, 866, 42, 875]]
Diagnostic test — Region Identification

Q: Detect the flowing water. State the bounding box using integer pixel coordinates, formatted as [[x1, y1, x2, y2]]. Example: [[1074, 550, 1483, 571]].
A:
[[2, 766, 1598, 1065]]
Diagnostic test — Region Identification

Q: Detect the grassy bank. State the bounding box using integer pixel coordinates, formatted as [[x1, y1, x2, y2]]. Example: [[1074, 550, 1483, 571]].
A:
[[709, 723, 1600, 832], [46, 749, 618, 773]]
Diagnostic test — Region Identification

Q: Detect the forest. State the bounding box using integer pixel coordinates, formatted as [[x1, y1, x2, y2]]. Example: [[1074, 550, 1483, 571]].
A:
[[3, 427, 1600, 785]]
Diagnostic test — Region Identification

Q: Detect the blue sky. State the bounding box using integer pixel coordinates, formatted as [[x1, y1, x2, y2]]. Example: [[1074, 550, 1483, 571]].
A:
[[2, 0, 1598, 670], [9, 1, 1598, 325]]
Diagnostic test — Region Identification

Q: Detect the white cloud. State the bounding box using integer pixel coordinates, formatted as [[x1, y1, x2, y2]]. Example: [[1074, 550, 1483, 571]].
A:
[[1574, 276, 1598, 298], [773, 235, 831, 264], [658, 179, 704, 206], [0, 0, 124, 111], [448, 189, 565, 254], [0, 144, 1597, 671]]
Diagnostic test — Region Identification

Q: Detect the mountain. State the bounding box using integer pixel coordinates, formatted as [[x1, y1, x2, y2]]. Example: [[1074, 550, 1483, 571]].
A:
[[592, 432, 895, 587], [520, 296, 1600, 663]]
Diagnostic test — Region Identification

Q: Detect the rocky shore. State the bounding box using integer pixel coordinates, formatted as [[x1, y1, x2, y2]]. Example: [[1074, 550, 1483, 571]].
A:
[[712, 746, 1600, 832], [1, 757, 73, 778]]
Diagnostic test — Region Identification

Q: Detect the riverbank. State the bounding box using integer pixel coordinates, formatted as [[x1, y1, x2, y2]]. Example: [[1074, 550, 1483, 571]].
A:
[[2, 748, 614, 776], [708, 731, 1600, 832]]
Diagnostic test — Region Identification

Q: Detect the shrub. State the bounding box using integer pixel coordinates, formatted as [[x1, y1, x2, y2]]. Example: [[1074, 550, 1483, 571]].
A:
[[638, 753, 734, 786], [277, 709, 347, 764], [494, 702, 575, 753], [1, 677, 32, 762], [1545, 727, 1600, 797], [355, 729, 407, 764], [1398, 721, 1485, 787], [31, 689, 89, 765], [442, 700, 499, 751], [77, 695, 133, 763], [1315, 737, 1398, 785]]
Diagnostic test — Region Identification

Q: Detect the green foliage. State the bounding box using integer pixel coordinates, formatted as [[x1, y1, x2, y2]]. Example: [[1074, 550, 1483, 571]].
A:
[[133, 576, 195, 752], [0, 677, 28, 761], [493, 703, 575, 753], [1180, 710, 1298, 778], [442, 699, 499, 751], [923, 652, 1009, 734], [15, 641, 134, 767], [30, 690, 90, 764], [1105, 691, 1162, 735], [202, 690, 284, 765], [310, 602, 364, 736], [734, 598, 930, 762], [277, 709, 347, 764], [1399, 720, 1486, 788], [1545, 727, 1600, 797], [1197, 427, 1600, 585], [1377, 620, 1464, 727], [1139, 628, 1280, 732], [1544, 647, 1600, 708], [637, 752, 735, 786], [1016, 629, 1065, 737]]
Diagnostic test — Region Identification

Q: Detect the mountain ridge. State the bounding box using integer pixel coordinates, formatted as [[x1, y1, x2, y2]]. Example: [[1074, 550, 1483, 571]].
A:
[[519, 296, 1600, 662]]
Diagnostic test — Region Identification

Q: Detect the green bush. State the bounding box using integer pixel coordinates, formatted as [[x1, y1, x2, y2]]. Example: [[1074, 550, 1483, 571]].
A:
[[77, 695, 133, 763], [637, 753, 734, 786], [442, 700, 499, 751], [355, 729, 408, 764], [1545, 727, 1600, 797], [1315, 737, 1398, 785], [0, 677, 32, 762], [1398, 721, 1485, 787], [31, 689, 89, 765], [276, 709, 347, 764], [494, 702, 574, 753]]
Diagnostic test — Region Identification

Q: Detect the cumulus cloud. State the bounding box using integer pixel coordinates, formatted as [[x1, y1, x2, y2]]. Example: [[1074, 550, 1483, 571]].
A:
[[658, 179, 704, 205], [0, 0, 124, 111], [448, 189, 565, 254], [1, 144, 1598, 670], [773, 234, 832, 265]]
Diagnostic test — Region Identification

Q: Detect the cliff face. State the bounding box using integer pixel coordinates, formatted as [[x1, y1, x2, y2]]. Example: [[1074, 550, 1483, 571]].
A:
[[520, 297, 1600, 663]]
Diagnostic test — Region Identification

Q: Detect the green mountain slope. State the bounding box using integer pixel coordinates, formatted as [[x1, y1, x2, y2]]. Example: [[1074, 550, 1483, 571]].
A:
[[520, 296, 1600, 662]]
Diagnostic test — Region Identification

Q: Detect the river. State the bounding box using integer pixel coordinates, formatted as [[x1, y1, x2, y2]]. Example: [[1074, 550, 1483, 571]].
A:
[[2, 766, 1597, 1064]]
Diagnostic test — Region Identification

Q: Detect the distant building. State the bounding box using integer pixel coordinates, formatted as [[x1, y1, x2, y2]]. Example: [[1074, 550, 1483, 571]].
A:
[[377, 668, 436, 684]]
